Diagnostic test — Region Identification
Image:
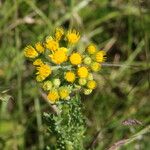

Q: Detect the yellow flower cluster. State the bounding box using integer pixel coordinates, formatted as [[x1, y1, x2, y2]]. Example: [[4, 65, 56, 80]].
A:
[[24, 28, 106, 104]]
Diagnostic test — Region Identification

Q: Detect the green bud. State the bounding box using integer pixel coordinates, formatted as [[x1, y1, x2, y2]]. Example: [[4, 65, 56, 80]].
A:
[[83, 56, 92, 65], [53, 78, 61, 87], [88, 73, 93, 80], [42, 81, 52, 91], [83, 88, 92, 95], [78, 78, 87, 86]]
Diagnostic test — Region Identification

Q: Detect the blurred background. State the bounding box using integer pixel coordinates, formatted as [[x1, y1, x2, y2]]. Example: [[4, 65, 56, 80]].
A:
[[0, 0, 149, 149]]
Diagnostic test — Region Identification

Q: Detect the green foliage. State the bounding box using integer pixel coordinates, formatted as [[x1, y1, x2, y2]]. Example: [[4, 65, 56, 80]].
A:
[[44, 94, 85, 150], [0, 0, 149, 149]]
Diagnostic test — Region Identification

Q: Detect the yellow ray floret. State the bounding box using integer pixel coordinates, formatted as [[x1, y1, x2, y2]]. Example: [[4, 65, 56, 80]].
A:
[[55, 27, 64, 41], [77, 66, 89, 78], [91, 62, 101, 72], [35, 42, 45, 53], [33, 59, 44, 66], [95, 50, 106, 63], [65, 71, 76, 83], [59, 86, 70, 100], [45, 37, 59, 52], [87, 44, 97, 54], [47, 89, 59, 104], [87, 80, 96, 89], [36, 64, 52, 81], [24, 45, 38, 58], [49, 48, 68, 64], [66, 29, 80, 44], [70, 53, 82, 65]]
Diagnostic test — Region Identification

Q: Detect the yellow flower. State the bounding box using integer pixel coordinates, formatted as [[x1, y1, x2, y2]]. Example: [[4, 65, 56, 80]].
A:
[[77, 66, 88, 78], [59, 87, 70, 100], [45, 37, 59, 52], [55, 27, 64, 41], [87, 44, 96, 54], [91, 62, 101, 72], [50, 49, 67, 64], [35, 42, 45, 53], [36, 64, 52, 81], [66, 29, 80, 44], [33, 59, 44, 66], [47, 89, 59, 103], [95, 50, 106, 63], [70, 53, 82, 65], [65, 71, 75, 83], [87, 80, 96, 89], [24, 45, 38, 58]]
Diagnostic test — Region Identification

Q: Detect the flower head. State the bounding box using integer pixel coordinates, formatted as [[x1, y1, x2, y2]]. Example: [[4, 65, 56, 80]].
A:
[[47, 89, 59, 103], [87, 44, 96, 54], [43, 81, 53, 91], [95, 50, 106, 63], [33, 59, 44, 66], [55, 27, 64, 41], [70, 53, 82, 65], [66, 29, 80, 44], [45, 37, 59, 52], [77, 66, 88, 78], [35, 42, 45, 53], [50, 48, 67, 64], [36, 64, 52, 81], [87, 80, 96, 89], [65, 71, 76, 83], [59, 86, 70, 100], [91, 62, 101, 72], [24, 45, 38, 58]]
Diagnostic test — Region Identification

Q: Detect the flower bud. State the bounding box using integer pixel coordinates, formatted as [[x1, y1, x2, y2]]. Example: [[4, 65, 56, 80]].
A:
[[78, 78, 87, 86], [42, 81, 53, 91], [87, 73, 93, 80], [83, 89, 92, 95], [53, 78, 61, 87], [83, 56, 92, 65]]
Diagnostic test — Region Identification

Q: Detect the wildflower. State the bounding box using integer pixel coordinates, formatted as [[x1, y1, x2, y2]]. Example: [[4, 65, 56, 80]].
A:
[[50, 49, 67, 64], [33, 59, 44, 66], [43, 81, 53, 91], [66, 29, 80, 44], [91, 62, 101, 72], [87, 44, 96, 54], [53, 78, 61, 87], [55, 27, 64, 41], [35, 42, 45, 53], [83, 89, 92, 95], [36, 64, 52, 81], [87, 80, 96, 89], [95, 50, 106, 63], [65, 71, 75, 83], [47, 89, 59, 103], [45, 37, 59, 52], [24, 45, 38, 58], [83, 56, 92, 65], [78, 78, 87, 86], [70, 53, 82, 65], [77, 66, 88, 78], [59, 86, 70, 100]]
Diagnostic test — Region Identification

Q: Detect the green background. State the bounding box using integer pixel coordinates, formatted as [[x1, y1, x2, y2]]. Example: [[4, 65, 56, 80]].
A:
[[0, 0, 149, 149]]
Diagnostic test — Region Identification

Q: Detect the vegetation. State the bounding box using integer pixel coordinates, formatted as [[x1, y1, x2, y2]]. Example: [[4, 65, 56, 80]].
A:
[[0, 0, 149, 149]]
